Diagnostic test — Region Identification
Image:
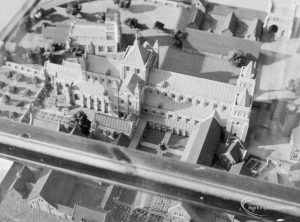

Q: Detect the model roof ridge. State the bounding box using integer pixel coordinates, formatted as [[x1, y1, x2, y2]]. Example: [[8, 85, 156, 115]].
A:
[[94, 112, 134, 123], [241, 61, 256, 78], [149, 68, 237, 96], [236, 88, 251, 107], [122, 38, 152, 66]]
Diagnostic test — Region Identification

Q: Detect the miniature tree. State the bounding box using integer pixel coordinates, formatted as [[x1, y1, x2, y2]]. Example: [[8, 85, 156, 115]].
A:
[[9, 111, 18, 119], [125, 18, 138, 29], [66, 2, 82, 17], [69, 110, 91, 136], [16, 74, 24, 82], [0, 81, 5, 89], [16, 101, 25, 108], [8, 86, 17, 94], [32, 76, 39, 87], [287, 78, 300, 95], [2, 95, 10, 105], [228, 50, 246, 67], [23, 89, 31, 97], [97, 12, 106, 23]]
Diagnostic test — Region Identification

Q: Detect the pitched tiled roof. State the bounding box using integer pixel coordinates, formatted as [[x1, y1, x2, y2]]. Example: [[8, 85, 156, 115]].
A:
[[76, 80, 105, 96], [221, 12, 237, 35], [86, 54, 120, 78], [94, 113, 134, 135], [241, 61, 255, 78], [246, 18, 263, 40], [148, 68, 238, 104], [122, 41, 151, 66], [181, 113, 222, 166], [236, 88, 251, 107], [120, 74, 143, 96], [69, 24, 106, 38], [45, 61, 82, 84], [187, 8, 204, 28]]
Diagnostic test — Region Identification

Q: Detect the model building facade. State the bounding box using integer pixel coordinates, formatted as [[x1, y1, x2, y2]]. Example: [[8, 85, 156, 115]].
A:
[[43, 8, 122, 54], [42, 35, 255, 142]]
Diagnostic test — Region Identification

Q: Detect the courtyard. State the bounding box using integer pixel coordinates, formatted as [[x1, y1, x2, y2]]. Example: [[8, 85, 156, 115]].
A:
[[0, 67, 43, 121]]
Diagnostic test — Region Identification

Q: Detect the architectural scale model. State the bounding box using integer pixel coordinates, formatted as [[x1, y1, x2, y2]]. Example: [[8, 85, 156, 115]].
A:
[[0, 0, 300, 221]]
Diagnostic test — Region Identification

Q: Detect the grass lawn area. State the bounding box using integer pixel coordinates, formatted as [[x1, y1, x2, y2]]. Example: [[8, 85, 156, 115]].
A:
[[167, 134, 189, 151], [143, 128, 166, 145]]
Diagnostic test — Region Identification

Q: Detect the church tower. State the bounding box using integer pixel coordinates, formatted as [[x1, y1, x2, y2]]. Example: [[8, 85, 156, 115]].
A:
[[226, 62, 256, 141], [120, 31, 158, 81]]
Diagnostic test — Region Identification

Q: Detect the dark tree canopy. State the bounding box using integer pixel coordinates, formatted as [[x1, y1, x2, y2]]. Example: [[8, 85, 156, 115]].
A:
[[125, 18, 138, 29], [228, 50, 247, 67], [66, 2, 82, 16], [9, 111, 18, 119], [69, 110, 91, 136]]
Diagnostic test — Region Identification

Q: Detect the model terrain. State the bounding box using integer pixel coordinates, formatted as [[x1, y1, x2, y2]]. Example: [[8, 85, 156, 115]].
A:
[[0, 0, 300, 221]]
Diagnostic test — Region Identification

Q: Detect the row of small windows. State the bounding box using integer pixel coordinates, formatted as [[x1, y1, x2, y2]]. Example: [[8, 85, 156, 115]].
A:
[[87, 75, 114, 85], [234, 111, 249, 118], [119, 100, 132, 106], [97, 46, 115, 52], [125, 66, 140, 73], [147, 88, 227, 111], [7, 63, 39, 75], [143, 108, 200, 125]]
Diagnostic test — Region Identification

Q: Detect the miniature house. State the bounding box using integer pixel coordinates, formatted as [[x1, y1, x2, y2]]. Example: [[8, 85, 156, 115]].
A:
[[218, 139, 247, 170], [245, 19, 263, 41], [220, 12, 237, 36]]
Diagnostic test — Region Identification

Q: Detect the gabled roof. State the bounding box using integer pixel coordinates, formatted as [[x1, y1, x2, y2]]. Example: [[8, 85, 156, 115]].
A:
[[236, 88, 251, 107], [148, 68, 237, 104], [221, 12, 237, 35], [241, 61, 255, 78], [86, 54, 120, 78], [122, 41, 151, 66], [221, 139, 245, 163], [45, 61, 82, 84], [120, 74, 143, 96], [94, 113, 134, 135], [28, 169, 77, 208], [181, 112, 222, 166], [187, 8, 204, 29], [76, 80, 106, 96], [69, 23, 106, 38], [246, 18, 263, 41]]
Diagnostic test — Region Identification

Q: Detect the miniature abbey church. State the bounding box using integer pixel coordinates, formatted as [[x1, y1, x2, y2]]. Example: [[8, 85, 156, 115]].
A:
[[44, 34, 255, 141]]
